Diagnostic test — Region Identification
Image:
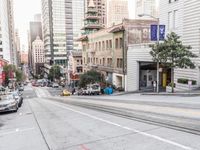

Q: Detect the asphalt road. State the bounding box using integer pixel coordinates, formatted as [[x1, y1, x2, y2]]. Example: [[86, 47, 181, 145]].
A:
[[1, 85, 200, 150]]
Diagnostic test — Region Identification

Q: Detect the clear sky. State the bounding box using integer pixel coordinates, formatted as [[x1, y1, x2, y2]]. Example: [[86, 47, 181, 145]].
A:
[[13, 0, 135, 50], [13, 0, 42, 51]]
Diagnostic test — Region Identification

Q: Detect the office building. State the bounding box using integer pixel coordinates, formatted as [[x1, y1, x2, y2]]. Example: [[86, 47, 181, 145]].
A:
[[107, 0, 129, 27], [32, 36, 45, 75], [135, 0, 158, 19], [0, 0, 16, 64]]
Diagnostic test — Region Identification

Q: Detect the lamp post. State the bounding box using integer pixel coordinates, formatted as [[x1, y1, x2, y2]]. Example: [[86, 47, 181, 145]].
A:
[[138, 13, 160, 93]]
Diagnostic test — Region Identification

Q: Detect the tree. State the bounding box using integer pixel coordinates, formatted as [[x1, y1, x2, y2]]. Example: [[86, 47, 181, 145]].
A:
[[48, 65, 62, 81], [150, 32, 198, 92], [78, 70, 104, 87], [3, 64, 24, 85]]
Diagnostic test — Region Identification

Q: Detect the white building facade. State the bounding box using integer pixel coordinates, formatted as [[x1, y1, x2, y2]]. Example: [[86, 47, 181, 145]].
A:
[[126, 0, 200, 92], [159, 0, 200, 91]]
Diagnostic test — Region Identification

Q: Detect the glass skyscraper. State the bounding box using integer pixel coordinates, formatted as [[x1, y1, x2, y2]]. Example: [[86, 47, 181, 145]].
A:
[[42, 0, 84, 67]]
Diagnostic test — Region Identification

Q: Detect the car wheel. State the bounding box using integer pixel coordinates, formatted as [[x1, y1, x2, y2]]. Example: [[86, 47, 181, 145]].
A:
[[14, 106, 18, 112]]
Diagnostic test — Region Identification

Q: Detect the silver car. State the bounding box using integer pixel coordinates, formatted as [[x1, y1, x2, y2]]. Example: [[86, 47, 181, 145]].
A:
[[0, 95, 18, 113]]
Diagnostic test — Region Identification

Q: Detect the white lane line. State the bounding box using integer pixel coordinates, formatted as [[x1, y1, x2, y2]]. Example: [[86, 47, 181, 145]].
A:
[[45, 100, 195, 150], [0, 127, 35, 137]]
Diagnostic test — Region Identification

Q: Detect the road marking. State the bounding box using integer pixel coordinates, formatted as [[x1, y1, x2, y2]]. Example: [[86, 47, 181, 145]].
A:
[[80, 145, 90, 150], [0, 127, 35, 137], [45, 100, 195, 150]]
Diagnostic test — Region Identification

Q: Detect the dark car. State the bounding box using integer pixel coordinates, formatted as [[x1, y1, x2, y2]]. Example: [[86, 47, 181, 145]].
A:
[[0, 95, 18, 113]]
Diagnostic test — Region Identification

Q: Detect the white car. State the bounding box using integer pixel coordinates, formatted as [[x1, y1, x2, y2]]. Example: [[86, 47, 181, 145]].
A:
[[52, 83, 59, 88]]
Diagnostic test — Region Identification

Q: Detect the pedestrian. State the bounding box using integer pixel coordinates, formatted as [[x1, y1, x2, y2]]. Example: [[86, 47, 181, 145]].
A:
[[72, 88, 76, 95], [153, 81, 157, 92]]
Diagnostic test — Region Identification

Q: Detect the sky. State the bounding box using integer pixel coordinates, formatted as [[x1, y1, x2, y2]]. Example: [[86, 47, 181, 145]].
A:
[[13, 0, 135, 51], [13, 0, 42, 51]]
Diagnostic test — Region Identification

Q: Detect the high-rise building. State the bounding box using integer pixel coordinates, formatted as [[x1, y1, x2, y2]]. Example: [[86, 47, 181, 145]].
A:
[[34, 14, 42, 22], [15, 29, 21, 66], [32, 36, 45, 75], [135, 0, 158, 19], [85, 0, 107, 27], [28, 14, 42, 70], [21, 45, 28, 64], [107, 0, 129, 27], [72, 0, 84, 51], [42, 0, 73, 67], [0, 0, 16, 64]]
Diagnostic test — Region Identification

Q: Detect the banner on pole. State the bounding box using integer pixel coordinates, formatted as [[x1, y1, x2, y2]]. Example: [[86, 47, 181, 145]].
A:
[[151, 24, 158, 41], [159, 25, 165, 41]]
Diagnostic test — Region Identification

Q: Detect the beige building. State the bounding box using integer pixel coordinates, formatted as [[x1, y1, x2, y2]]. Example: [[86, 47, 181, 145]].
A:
[[80, 19, 158, 91], [107, 0, 129, 27], [80, 22, 126, 89], [32, 36, 44, 75], [69, 50, 83, 74]]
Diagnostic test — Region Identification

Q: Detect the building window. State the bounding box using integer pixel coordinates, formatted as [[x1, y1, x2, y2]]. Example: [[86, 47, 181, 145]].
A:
[[168, 11, 173, 30], [103, 58, 105, 66], [99, 42, 101, 51], [102, 41, 105, 50], [115, 38, 119, 49], [174, 10, 178, 29], [117, 58, 123, 68], [120, 38, 123, 49], [109, 40, 112, 49], [106, 40, 108, 50]]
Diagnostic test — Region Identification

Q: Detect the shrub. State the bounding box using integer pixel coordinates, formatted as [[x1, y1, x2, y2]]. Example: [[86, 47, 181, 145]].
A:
[[168, 83, 176, 88]]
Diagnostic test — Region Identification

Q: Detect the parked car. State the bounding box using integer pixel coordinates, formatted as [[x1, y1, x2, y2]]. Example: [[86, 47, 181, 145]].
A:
[[52, 83, 59, 88], [12, 91, 23, 107], [80, 84, 101, 95], [0, 86, 6, 95], [18, 85, 24, 91], [0, 95, 18, 113]]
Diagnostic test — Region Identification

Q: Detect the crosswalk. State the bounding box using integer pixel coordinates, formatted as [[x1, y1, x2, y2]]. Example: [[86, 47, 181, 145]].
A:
[[34, 87, 51, 98]]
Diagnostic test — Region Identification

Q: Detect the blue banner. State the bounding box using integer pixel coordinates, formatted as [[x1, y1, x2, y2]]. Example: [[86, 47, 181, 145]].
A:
[[151, 25, 158, 41], [159, 25, 165, 41]]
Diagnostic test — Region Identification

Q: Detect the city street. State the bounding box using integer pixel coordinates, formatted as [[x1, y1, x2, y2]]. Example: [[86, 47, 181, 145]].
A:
[[1, 85, 200, 150]]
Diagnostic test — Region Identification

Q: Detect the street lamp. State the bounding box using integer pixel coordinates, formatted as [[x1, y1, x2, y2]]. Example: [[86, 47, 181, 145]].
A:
[[138, 13, 160, 93]]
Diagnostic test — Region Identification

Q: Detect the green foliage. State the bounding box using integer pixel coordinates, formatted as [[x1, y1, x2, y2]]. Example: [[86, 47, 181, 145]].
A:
[[3, 64, 24, 85], [177, 78, 196, 85], [78, 70, 104, 87], [150, 32, 198, 92], [48, 65, 62, 81], [150, 32, 197, 69]]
